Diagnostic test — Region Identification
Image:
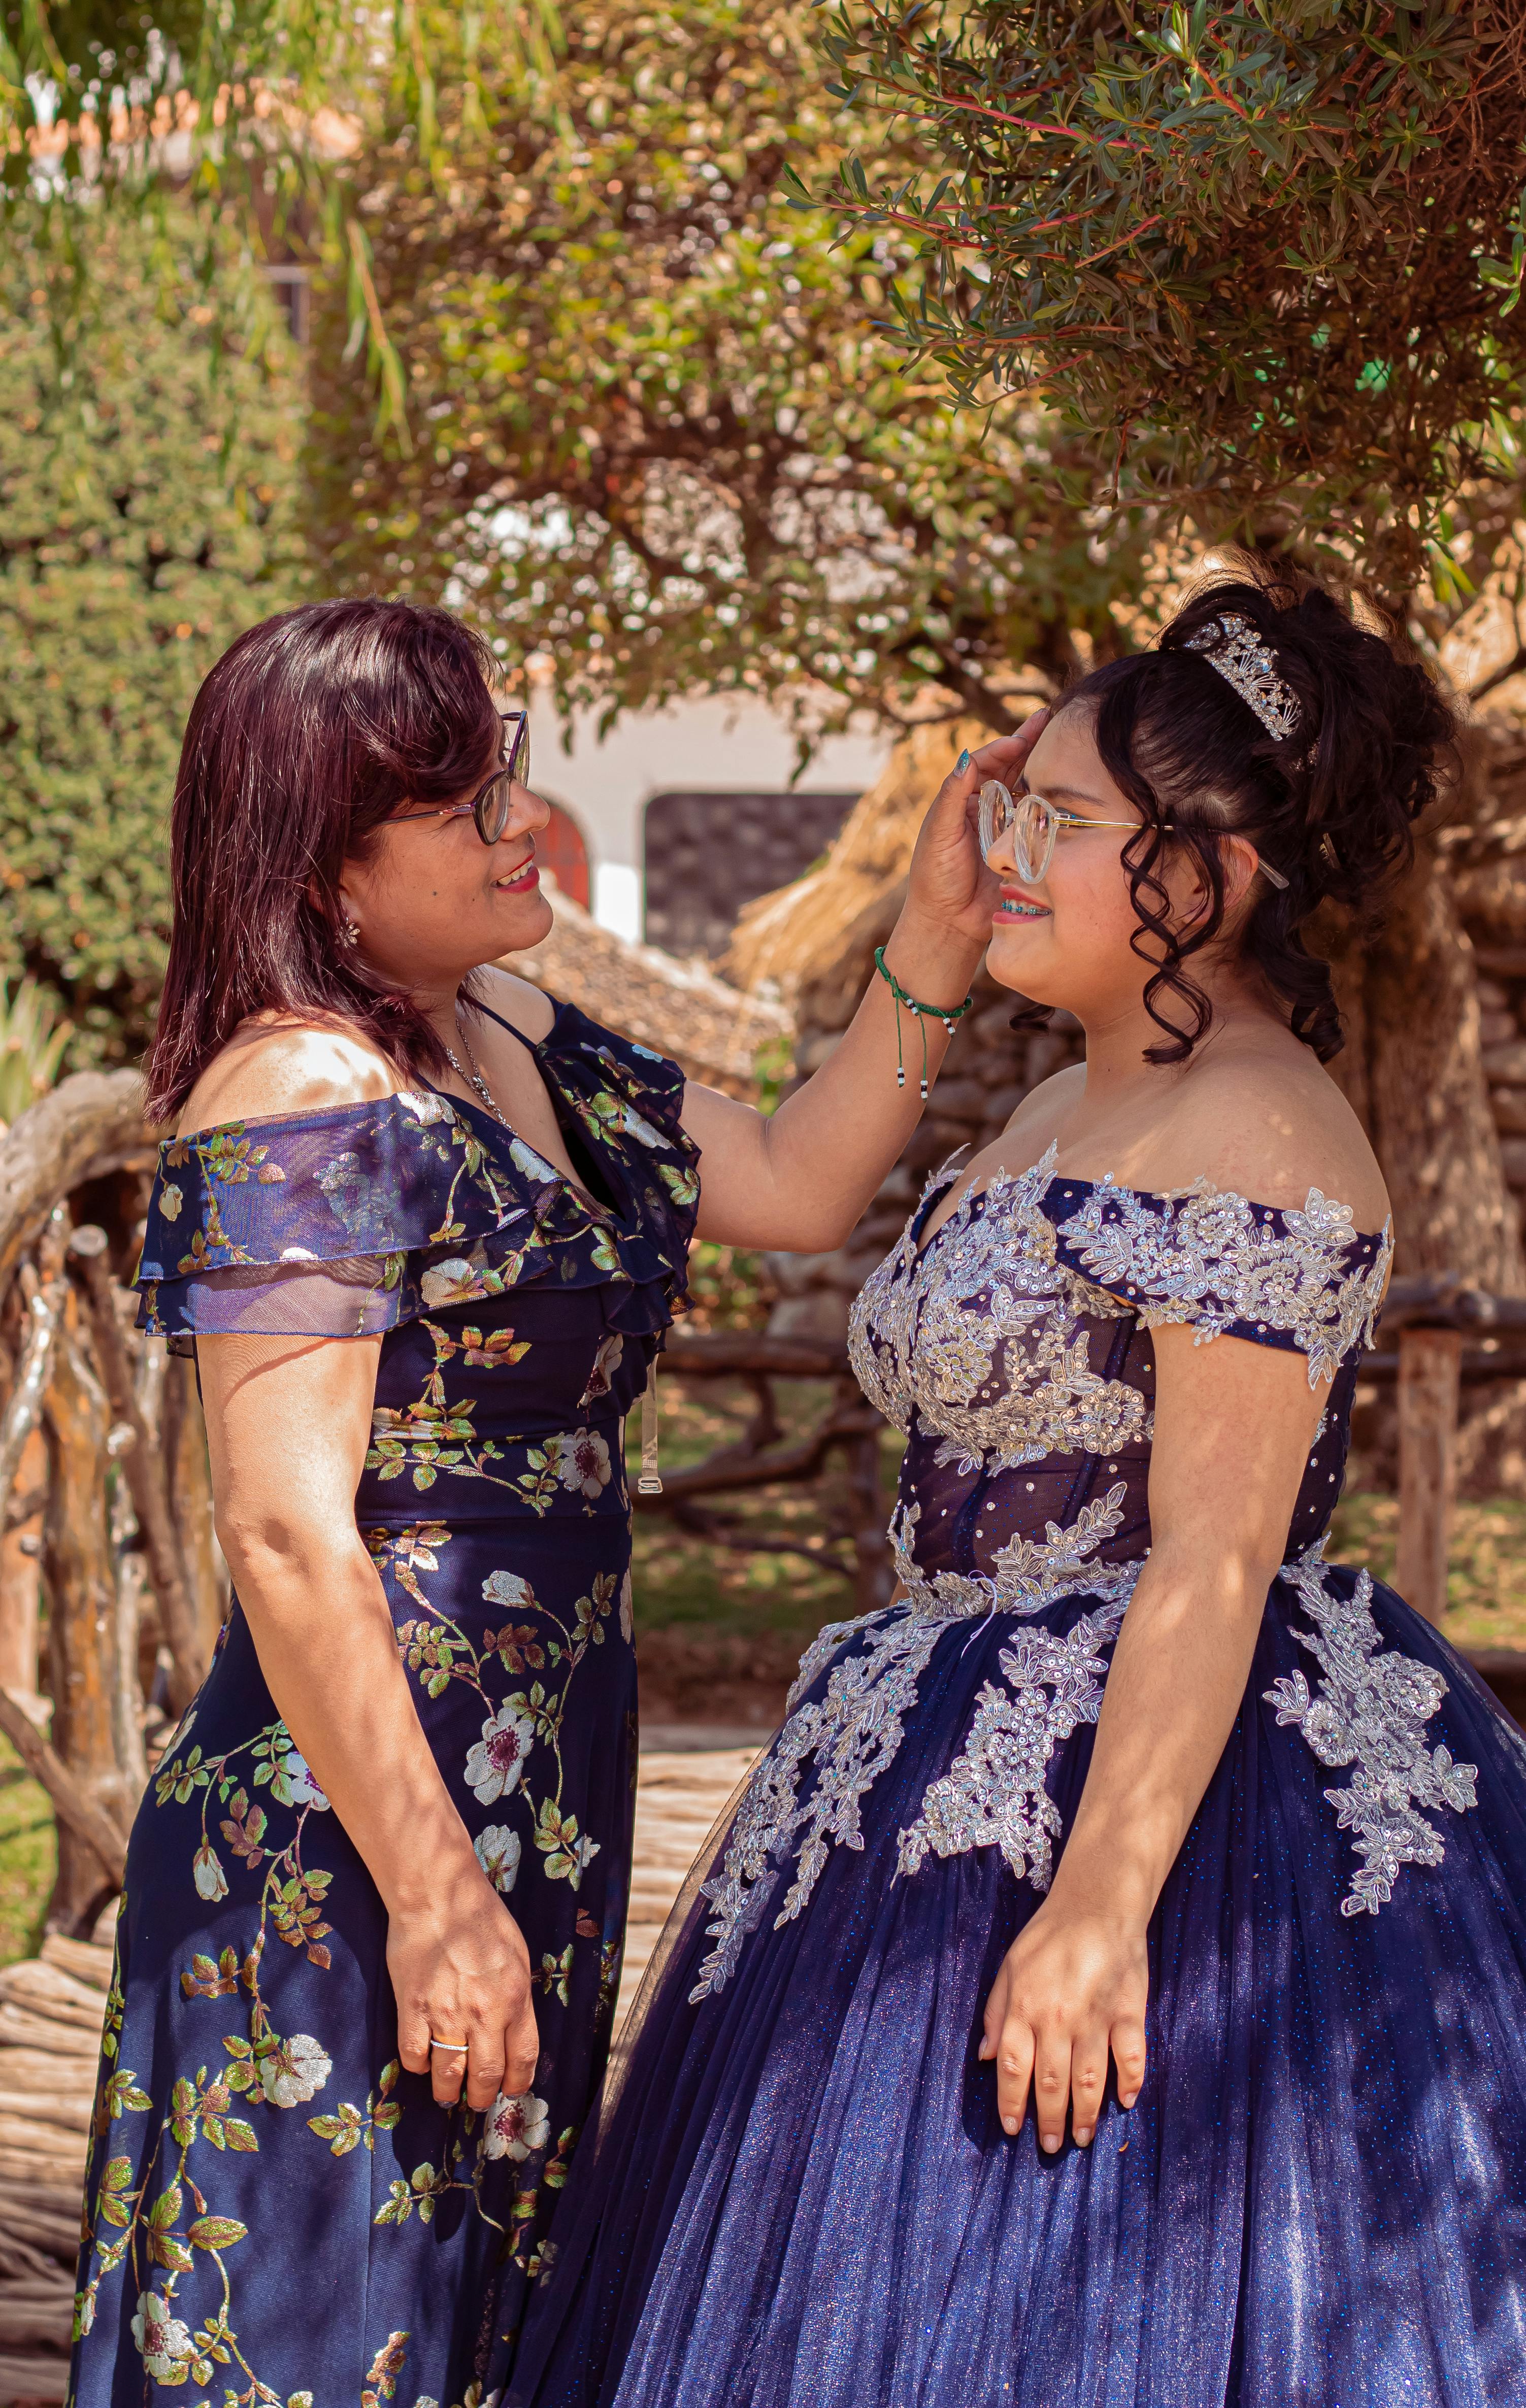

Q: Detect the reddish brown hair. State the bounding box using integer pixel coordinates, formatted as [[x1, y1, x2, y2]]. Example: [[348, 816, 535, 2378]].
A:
[[146, 598, 501, 1122]]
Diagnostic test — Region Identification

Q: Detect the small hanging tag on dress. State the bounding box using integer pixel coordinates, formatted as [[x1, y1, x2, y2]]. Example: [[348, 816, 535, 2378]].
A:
[[637, 1357, 662, 1495]]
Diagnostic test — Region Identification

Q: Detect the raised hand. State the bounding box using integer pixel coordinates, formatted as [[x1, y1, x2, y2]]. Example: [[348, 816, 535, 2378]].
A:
[[902, 710, 1050, 948]]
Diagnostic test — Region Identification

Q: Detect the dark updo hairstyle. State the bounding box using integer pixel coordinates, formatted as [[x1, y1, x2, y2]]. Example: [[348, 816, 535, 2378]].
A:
[[1051, 566, 1456, 1063], [147, 598, 502, 1123]]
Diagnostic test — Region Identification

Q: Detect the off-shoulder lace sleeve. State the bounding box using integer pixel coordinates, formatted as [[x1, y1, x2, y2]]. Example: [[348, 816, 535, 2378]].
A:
[[1053, 1180, 1391, 1386]]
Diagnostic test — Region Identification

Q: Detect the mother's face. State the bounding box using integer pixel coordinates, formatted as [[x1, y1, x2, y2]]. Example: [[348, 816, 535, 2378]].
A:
[[337, 701, 555, 996]]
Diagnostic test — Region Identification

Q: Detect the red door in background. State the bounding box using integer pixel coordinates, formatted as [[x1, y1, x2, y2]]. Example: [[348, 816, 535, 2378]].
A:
[[537, 802, 590, 909]]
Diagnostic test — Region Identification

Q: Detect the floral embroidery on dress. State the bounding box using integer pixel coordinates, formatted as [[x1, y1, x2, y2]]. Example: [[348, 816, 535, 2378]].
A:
[[898, 1595, 1136, 1883], [848, 1147, 1146, 1475], [1264, 1543, 1478, 1915], [1057, 1179, 1392, 1388], [690, 1486, 1142, 1999]]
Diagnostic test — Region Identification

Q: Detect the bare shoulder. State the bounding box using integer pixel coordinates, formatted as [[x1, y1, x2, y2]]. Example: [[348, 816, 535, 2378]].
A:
[[1149, 1045, 1390, 1232], [178, 1020, 404, 1138], [999, 1061, 1087, 1157], [473, 963, 556, 1044]]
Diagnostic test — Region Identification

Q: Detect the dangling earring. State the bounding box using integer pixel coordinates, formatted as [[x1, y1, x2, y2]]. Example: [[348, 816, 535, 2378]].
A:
[[338, 915, 360, 949]]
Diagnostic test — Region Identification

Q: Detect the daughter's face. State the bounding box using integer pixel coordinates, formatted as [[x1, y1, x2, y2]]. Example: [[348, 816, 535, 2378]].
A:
[[984, 704, 1203, 1024]]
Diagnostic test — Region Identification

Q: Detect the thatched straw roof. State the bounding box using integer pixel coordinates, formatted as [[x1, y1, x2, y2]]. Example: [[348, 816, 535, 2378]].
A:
[[501, 884, 790, 1097], [724, 720, 988, 1031]]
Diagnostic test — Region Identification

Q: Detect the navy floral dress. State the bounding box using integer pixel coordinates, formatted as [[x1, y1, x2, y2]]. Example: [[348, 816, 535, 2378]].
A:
[[68, 1002, 699, 2408]]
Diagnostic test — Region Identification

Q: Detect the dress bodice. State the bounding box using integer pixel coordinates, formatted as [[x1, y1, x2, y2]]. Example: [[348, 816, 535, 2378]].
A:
[[135, 1001, 701, 1525], [849, 1144, 1392, 1609]]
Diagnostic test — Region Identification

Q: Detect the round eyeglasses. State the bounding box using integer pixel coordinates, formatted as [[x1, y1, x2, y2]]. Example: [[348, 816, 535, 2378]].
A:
[[978, 780, 1145, 885], [391, 709, 529, 846]]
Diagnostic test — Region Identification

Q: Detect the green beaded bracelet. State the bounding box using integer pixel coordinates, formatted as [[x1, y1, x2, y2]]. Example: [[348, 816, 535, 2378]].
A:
[[873, 945, 975, 1100]]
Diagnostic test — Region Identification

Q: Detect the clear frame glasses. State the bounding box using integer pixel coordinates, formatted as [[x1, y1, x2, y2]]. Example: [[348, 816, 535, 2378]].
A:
[[392, 709, 530, 846], [978, 779, 1144, 884]]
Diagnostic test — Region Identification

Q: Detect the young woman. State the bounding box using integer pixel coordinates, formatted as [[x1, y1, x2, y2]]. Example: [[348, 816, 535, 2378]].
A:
[[68, 598, 1023, 2403], [504, 575, 1526, 2408]]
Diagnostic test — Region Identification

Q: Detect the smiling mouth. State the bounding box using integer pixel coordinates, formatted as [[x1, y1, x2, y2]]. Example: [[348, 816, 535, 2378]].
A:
[[995, 889, 1050, 921], [496, 855, 539, 892]]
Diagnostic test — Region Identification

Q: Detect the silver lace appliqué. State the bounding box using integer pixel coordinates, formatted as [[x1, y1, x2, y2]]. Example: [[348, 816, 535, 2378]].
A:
[[1264, 1543, 1478, 1915], [1057, 1180, 1392, 1388], [689, 1487, 1137, 2001], [897, 1590, 1137, 1885], [847, 1146, 1147, 1476]]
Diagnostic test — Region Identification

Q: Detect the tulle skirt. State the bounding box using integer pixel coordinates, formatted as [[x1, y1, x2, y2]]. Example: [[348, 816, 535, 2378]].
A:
[[500, 1558, 1526, 2408]]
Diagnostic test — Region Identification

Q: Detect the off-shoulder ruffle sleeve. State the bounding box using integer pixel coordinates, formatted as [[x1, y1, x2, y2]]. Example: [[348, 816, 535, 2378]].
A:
[[137, 1010, 701, 1345], [1051, 1178, 1392, 1386]]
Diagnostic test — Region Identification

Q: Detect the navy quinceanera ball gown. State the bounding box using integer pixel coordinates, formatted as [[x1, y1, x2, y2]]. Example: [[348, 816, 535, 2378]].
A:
[[505, 1146, 1526, 2408]]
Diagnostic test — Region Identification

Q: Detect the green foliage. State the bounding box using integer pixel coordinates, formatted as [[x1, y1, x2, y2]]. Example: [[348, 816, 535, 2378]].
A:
[[0, 974, 71, 1124], [813, 0, 1526, 605], [0, 210, 306, 1062], [307, 0, 1162, 742]]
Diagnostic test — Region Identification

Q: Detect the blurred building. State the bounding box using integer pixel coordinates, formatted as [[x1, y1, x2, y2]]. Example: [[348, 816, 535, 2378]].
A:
[[521, 690, 891, 954]]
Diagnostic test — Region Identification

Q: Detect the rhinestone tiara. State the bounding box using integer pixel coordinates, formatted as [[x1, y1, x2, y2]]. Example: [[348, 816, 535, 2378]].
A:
[[1183, 612, 1304, 743]]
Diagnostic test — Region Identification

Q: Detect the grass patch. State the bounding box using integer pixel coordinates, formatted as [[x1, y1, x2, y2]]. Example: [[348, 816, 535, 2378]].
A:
[[0, 1731, 54, 1967], [1330, 1492, 1526, 1653]]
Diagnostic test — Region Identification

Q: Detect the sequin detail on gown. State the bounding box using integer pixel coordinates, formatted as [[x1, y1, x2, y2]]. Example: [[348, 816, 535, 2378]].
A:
[[500, 1149, 1526, 2408]]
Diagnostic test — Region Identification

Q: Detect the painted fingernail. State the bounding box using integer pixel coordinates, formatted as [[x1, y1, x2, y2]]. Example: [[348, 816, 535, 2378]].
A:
[[1002, 2116, 1019, 2135], [1120, 2092, 1138, 2110], [955, 749, 971, 773], [1041, 2132, 1060, 2153], [977, 2037, 992, 2060], [1074, 2126, 1092, 2147]]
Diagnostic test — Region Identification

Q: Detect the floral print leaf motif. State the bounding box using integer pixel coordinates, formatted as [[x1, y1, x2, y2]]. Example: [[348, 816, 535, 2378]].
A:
[[361, 2331, 412, 2403], [536, 1797, 601, 1889], [898, 1606, 1130, 1882], [484, 2090, 551, 2161], [536, 1946, 575, 2004], [1265, 1543, 1478, 1915]]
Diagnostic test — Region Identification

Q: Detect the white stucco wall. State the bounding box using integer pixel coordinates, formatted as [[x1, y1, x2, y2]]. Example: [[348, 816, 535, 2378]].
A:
[[524, 692, 893, 941]]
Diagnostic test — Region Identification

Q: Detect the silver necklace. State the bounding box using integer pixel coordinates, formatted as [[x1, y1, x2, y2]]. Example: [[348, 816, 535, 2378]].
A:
[[446, 1019, 509, 1128]]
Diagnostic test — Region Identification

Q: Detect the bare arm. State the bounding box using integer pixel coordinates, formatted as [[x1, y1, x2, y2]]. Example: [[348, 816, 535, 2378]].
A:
[[981, 1323, 1326, 2148], [198, 1328, 538, 2111], [682, 717, 1046, 1252]]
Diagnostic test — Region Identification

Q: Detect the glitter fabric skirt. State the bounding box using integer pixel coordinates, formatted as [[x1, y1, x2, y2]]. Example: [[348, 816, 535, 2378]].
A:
[[503, 1562, 1526, 2408]]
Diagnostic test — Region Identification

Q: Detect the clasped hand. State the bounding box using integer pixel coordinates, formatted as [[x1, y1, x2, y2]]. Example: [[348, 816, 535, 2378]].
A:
[[979, 1892, 1148, 2152]]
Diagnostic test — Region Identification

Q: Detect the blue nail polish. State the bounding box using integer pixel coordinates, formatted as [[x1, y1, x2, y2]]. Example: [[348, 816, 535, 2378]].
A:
[[956, 749, 971, 774]]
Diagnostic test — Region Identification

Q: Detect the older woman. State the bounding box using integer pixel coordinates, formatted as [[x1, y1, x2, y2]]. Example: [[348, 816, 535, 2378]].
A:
[[68, 598, 1018, 2403]]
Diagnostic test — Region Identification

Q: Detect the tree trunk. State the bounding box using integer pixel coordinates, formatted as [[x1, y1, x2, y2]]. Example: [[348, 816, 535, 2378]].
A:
[[42, 1313, 131, 1936], [162, 1352, 226, 1662], [1362, 854, 1525, 1289]]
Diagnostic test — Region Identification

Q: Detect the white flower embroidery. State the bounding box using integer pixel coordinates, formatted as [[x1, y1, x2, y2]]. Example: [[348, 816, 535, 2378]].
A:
[[275, 1748, 329, 1811], [552, 1429, 611, 1499], [192, 1841, 228, 1901], [619, 1567, 634, 1644], [483, 2090, 551, 2161], [397, 1090, 457, 1125], [621, 1103, 667, 1149], [466, 1704, 537, 1803], [1265, 1543, 1478, 1915], [510, 1136, 559, 1184], [482, 1568, 534, 1609], [475, 1825, 522, 1893], [131, 2289, 196, 2379], [258, 2032, 332, 2108], [580, 1332, 625, 1403], [421, 1256, 489, 1308], [158, 1182, 183, 1224]]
